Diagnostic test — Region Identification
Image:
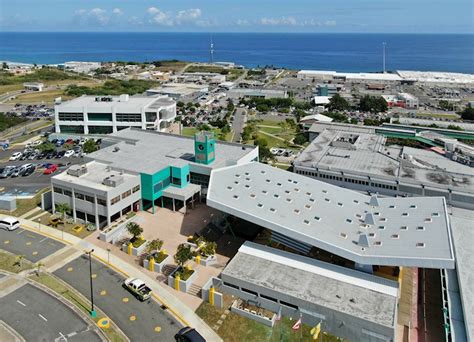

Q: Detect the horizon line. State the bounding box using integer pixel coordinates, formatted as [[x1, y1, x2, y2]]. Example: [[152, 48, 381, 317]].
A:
[[1, 31, 473, 35]]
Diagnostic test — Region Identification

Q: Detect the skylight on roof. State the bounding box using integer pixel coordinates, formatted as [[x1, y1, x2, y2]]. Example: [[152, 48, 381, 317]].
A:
[[314, 216, 321, 221], [233, 195, 239, 199], [410, 205, 417, 209], [417, 226, 425, 231], [257, 203, 264, 208], [416, 242, 425, 248]]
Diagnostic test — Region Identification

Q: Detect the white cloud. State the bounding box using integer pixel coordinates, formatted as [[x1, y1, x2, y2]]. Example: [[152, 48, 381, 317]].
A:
[[260, 16, 298, 26], [112, 8, 123, 16], [235, 19, 251, 26], [146, 7, 204, 27]]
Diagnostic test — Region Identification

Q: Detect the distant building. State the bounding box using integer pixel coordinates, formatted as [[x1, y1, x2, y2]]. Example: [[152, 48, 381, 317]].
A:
[[64, 61, 101, 74], [55, 94, 176, 134], [227, 88, 287, 100], [381, 93, 419, 109], [314, 84, 343, 96], [299, 114, 333, 130], [23, 82, 44, 91], [147, 83, 208, 100]]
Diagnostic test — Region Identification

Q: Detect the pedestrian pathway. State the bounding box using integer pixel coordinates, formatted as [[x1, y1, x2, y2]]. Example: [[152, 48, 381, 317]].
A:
[[16, 216, 222, 342]]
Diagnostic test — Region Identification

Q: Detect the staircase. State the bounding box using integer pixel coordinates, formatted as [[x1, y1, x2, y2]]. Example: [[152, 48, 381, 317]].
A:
[[187, 283, 202, 297]]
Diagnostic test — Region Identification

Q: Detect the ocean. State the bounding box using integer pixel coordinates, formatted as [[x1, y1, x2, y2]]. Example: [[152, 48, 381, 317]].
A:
[[0, 32, 473, 73]]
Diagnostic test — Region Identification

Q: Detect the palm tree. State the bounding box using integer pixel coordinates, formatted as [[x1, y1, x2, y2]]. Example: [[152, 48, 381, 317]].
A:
[[35, 262, 45, 276], [55, 203, 71, 220], [15, 255, 26, 268]]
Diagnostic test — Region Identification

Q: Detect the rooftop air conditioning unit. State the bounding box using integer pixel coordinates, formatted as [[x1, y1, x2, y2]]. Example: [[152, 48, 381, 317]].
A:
[[103, 175, 124, 187]]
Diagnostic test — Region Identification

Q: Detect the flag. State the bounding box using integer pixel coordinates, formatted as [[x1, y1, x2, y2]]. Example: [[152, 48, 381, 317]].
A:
[[311, 322, 321, 340], [292, 317, 302, 331]]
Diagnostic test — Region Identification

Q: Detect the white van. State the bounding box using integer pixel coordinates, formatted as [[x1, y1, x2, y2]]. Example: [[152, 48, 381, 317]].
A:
[[0, 217, 20, 231]]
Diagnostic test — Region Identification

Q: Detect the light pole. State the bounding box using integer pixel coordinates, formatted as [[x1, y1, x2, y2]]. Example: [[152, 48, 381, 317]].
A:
[[37, 218, 41, 232], [85, 249, 96, 317], [106, 248, 111, 265], [382, 42, 387, 73]]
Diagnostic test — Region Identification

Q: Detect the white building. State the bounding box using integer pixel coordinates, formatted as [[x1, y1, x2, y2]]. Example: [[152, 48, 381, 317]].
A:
[[55, 94, 176, 134], [64, 61, 101, 74], [23, 82, 44, 91]]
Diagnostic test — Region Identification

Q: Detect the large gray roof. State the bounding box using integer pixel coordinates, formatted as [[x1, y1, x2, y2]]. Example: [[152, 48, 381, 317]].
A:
[[295, 129, 474, 193], [208, 162, 455, 268], [88, 128, 257, 175], [222, 242, 398, 328]]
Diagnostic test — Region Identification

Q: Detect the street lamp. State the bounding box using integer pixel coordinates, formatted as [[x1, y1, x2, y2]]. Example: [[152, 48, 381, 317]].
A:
[[106, 248, 111, 265], [37, 218, 41, 232], [85, 249, 96, 317]]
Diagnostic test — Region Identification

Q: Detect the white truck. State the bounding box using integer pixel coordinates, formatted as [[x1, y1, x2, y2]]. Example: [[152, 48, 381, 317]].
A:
[[123, 278, 152, 301]]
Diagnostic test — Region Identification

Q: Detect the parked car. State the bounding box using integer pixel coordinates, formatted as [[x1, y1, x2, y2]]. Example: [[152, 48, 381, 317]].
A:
[[23, 164, 36, 176], [32, 140, 43, 146], [0, 216, 20, 231], [64, 150, 74, 158], [43, 164, 58, 174], [57, 150, 66, 158], [51, 139, 58, 144], [56, 139, 65, 147], [9, 152, 22, 161], [122, 278, 152, 301], [11, 166, 27, 177], [65, 138, 74, 145], [174, 327, 206, 342], [37, 151, 47, 159], [46, 151, 55, 159], [28, 152, 38, 160], [0, 166, 16, 178]]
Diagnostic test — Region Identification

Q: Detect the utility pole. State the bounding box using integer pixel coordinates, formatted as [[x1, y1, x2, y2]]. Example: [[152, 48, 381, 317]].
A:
[[85, 249, 96, 317], [382, 42, 387, 73]]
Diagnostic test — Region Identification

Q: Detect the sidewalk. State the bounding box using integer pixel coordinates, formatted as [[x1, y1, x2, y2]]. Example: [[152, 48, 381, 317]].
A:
[[17, 217, 222, 342]]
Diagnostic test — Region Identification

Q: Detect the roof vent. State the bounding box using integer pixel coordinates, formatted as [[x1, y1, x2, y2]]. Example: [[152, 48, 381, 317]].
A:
[[67, 164, 88, 177], [358, 233, 371, 248], [103, 175, 124, 187], [369, 195, 380, 207], [364, 212, 375, 225], [113, 146, 120, 152]]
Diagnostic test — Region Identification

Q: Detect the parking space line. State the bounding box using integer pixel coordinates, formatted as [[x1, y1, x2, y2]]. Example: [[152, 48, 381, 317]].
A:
[[16, 300, 26, 307], [38, 313, 48, 322], [16, 229, 25, 235], [38, 237, 48, 243]]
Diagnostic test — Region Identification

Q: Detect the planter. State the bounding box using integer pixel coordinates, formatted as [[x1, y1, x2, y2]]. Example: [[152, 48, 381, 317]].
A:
[[193, 254, 218, 266], [231, 300, 276, 327], [143, 253, 171, 273], [122, 239, 148, 256], [100, 216, 136, 243], [167, 266, 198, 293]]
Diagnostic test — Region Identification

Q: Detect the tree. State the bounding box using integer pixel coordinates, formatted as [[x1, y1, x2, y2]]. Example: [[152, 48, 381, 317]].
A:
[[174, 243, 193, 267], [126, 222, 143, 240], [200, 241, 217, 257], [15, 255, 26, 268], [447, 125, 463, 131], [38, 141, 55, 152], [460, 107, 474, 121], [63, 143, 73, 151], [326, 94, 349, 112], [2, 62, 8, 69], [83, 139, 98, 154], [55, 203, 70, 220], [359, 95, 388, 113], [147, 238, 164, 254], [293, 133, 308, 145], [35, 262, 45, 276]]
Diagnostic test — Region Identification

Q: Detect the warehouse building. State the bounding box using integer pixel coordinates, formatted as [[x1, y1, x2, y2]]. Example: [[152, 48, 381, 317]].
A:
[[227, 88, 288, 100], [293, 129, 474, 210], [146, 83, 209, 100], [55, 94, 176, 134]]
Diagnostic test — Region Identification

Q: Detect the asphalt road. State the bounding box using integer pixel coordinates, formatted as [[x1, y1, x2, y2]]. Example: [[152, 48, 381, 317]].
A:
[[0, 227, 64, 263], [55, 255, 182, 341], [0, 283, 102, 342], [232, 108, 247, 143]]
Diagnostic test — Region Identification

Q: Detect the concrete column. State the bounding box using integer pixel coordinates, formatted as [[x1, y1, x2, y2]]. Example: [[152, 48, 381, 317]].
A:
[[71, 188, 76, 222], [94, 194, 99, 229], [172, 198, 175, 212], [51, 186, 56, 213], [161, 197, 164, 208]]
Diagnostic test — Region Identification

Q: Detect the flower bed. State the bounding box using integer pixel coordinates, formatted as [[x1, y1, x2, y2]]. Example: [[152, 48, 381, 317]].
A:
[[143, 252, 171, 273], [122, 238, 148, 256], [168, 266, 198, 293]]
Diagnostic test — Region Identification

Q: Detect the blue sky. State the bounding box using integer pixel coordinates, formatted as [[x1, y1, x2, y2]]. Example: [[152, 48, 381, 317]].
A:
[[1, 0, 473, 33]]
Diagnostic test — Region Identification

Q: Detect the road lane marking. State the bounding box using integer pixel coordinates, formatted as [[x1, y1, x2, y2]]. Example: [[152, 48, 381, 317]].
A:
[[38, 237, 48, 243], [122, 297, 129, 303], [129, 315, 136, 321], [91, 273, 97, 279], [32, 251, 38, 256], [100, 290, 107, 296], [16, 229, 25, 235], [26, 241, 32, 246], [154, 326, 161, 333], [38, 313, 48, 322], [67, 267, 73, 272], [67, 331, 77, 337], [4, 240, 9, 244], [16, 300, 26, 307]]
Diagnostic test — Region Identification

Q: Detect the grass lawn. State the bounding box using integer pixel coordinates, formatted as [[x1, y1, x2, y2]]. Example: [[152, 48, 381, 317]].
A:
[[415, 112, 459, 119], [182, 127, 234, 142], [38, 214, 94, 239], [0, 251, 34, 273], [196, 300, 344, 342], [0, 84, 23, 94], [0, 188, 49, 217], [256, 132, 291, 149], [31, 273, 125, 342], [257, 126, 283, 135], [8, 89, 73, 104]]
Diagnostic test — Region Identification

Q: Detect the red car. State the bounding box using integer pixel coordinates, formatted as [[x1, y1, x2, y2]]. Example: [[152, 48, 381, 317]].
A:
[[65, 139, 74, 145], [43, 164, 58, 174]]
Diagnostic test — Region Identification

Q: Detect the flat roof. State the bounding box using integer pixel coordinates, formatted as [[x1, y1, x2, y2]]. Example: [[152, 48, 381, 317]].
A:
[[207, 162, 455, 268], [56, 95, 173, 111], [295, 129, 474, 193], [222, 242, 398, 328], [449, 207, 474, 340], [88, 128, 257, 175], [52, 161, 139, 190]]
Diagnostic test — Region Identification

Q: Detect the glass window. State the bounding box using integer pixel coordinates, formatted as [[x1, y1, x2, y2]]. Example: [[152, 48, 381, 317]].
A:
[[63, 189, 72, 197], [132, 185, 140, 193], [85, 195, 94, 203], [111, 195, 120, 205], [97, 198, 107, 206], [53, 187, 63, 194], [75, 192, 85, 200], [122, 190, 131, 199]]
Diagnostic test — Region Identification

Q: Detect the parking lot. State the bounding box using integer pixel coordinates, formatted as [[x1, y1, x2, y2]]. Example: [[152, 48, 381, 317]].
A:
[[55, 255, 182, 341], [0, 136, 101, 195], [0, 227, 64, 263], [0, 283, 102, 342]]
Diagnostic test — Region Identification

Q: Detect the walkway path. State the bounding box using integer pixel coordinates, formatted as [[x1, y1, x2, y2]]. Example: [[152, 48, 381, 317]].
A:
[[14, 216, 222, 342]]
